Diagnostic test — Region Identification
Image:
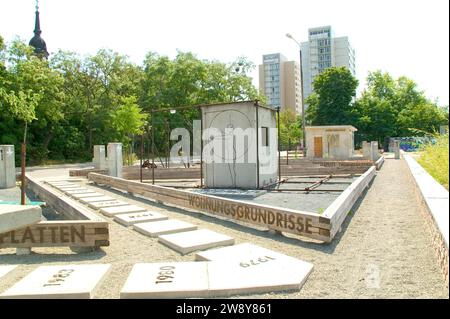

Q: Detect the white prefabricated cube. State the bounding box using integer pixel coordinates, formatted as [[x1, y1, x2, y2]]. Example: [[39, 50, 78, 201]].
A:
[[100, 205, 146, 217], [93, 145, 107, 170], [133, 220, 197, 237], [114, 211, 168, 226], [79, 196, 115, 204], [0, 264, 111, 299], [158, 229, 235, 255], [196, 243, 314, 296], [0, 265, 17, 280], [0, 205, 42, 234], [88, 200, 129, 210], [107, 143, 123, 178], [120, 262, 209, 299], [0, 145, 16, 189]]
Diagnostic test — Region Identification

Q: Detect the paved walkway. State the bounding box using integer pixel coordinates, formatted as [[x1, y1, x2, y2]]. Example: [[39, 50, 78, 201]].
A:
[[300, 157, 448, 298]]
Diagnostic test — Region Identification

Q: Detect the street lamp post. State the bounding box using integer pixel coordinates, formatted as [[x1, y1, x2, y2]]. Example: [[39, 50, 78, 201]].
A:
[[286, 33, 307, 157]]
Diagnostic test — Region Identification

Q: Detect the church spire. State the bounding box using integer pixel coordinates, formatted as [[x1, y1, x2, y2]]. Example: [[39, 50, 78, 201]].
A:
[[29, 0, 49, 59]]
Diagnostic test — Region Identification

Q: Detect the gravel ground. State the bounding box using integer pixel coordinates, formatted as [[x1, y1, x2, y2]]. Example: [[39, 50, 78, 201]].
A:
[[0, 158, 448, 298]]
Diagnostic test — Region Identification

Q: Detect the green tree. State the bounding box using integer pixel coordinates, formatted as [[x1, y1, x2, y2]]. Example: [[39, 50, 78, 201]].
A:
[[306, 67, 359, 125], [279, 109, 302, 151], [354, 71, 448, 144]]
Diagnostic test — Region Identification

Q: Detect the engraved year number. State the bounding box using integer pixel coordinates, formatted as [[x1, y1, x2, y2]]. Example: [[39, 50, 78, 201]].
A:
[[155, 266, 175, 284], [239, 256, 276, 268]]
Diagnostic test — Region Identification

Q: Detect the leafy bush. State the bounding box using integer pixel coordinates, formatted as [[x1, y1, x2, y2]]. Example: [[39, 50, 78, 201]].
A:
[[418, 134, 449, 190]]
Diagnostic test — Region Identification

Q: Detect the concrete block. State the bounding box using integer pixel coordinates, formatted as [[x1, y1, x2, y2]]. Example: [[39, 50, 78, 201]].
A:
[[88, 200, 129, 210], [71, 192, 104, 199], [113, 211, 168, 226], [196, 243, 314, 296], [62, 188, 89, 194], [0, 145, 16, 189], [100, 205, 146, 217], [55, 185, 84, 191], [79, 196, 115, 204], [362, 141, 371, 159], [158, 229, 235, 255], [107, 143, 123, 178], [0, 205, 42, 234], [16, 248, 32, 255], [0, 265, 17, 280], [206, 255, 313, 296], [0, 264, 111, 299], [120, 262, 209, 299], [93, 145, 107, 170], [134, 220, 197, 237]]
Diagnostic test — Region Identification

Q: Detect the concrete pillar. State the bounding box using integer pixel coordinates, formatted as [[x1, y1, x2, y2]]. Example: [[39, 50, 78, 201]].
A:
[[370, 141, 380, 162], [362, 141, 371, 159], [93, 145, 107, 169], [0, 145, 16, 189], [107, 143, 123, 178], [394, 140, 400, 159]]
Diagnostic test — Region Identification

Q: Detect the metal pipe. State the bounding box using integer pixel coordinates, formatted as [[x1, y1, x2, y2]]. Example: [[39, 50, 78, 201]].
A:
[[21, 143, 26, 205], [277, 107, 281, 182], [151, 109, 155, 185], [255, 100, 260, 189], [200, 108, 203, 188], [140, 134, 144, 183]]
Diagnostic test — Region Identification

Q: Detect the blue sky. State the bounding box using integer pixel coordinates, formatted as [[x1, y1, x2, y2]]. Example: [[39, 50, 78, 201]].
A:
[[1, 0, 449, 105]]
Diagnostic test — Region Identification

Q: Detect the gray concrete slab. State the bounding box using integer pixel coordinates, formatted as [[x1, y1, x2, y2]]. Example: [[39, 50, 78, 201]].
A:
[[0, 265, 17, 280], [87, 200, 129, 210], [120, 262, 209, 299], [158, 229, 235, 255], [0, 205, 42, 233], [79, 196, 115, 204], [0, 264, 111, 299], [113, 211, 168, 226], [100, 205, 147, 217], [133, 220, 197, 237]]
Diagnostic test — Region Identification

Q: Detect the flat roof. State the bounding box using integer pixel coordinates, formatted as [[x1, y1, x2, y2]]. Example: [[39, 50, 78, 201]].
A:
[[306, 125, 358, 132], [199, 100, 276, 112]]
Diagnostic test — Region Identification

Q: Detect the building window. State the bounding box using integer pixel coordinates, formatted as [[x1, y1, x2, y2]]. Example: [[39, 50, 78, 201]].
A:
[[261, 127, 269, 146]]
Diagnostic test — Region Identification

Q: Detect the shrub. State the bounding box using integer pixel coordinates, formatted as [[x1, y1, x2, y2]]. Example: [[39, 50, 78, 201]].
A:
[[418, 134, 449, 190]]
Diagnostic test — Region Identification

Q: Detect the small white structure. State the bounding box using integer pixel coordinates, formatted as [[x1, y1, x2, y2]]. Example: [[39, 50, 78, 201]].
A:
[[305, 125, 357, 160], [201, 101, 278, 189], [371, 141, 380, 162], [0, 145, 16, 189], [107, 143, 123, 178], [93, 145, 107, 169]]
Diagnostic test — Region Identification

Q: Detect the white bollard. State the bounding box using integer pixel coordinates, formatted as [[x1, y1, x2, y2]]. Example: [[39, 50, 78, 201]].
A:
[[93, 145, 107, 169], [0, 145, 16, 189], [107, 143, 123, 178]]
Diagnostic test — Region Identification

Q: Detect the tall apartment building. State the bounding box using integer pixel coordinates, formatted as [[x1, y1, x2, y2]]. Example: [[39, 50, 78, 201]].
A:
[[258, 53, 302, 114], [301, 26, 356, 106]]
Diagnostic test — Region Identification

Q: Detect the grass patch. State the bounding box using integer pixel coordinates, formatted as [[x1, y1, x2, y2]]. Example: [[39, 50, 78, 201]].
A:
[[417, 134, 449, 190]]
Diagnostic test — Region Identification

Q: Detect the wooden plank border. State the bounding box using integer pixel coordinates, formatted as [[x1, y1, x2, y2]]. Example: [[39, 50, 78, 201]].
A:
[[323, 166, 376, 240], [88, 172, 332, 242]]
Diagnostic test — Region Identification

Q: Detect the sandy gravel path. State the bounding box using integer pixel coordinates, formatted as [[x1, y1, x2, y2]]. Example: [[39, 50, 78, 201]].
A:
[[0, 158, 447, 298]]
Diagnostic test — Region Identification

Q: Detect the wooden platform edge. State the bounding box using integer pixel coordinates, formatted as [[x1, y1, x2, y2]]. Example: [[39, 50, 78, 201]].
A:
[[88, 172, 332, 242], [323, 166, 376, 241]]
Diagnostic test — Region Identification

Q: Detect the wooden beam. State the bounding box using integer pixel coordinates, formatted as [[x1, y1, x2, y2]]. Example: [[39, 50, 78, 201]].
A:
[[88, 173, 332, 242]]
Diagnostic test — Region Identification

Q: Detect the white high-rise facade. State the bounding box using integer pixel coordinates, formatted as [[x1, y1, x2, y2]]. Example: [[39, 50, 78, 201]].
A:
[[258, 53, 302, 114], [301, 26, 356, 107]]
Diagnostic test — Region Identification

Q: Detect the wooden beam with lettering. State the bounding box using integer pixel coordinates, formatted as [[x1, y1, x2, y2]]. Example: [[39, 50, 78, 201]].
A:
[[88, 173, 332, 242], [0, 221, 109, 248]]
